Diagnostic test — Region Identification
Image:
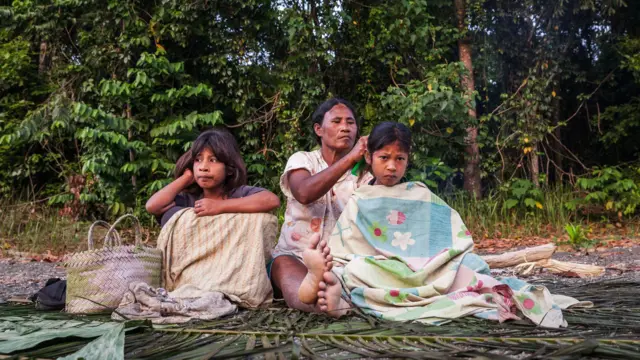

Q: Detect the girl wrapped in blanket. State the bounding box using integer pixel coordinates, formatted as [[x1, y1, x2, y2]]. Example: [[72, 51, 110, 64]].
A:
[[300, 122, 578, 327], [297, 121, 417, 317], [145, 129, 281, 308]]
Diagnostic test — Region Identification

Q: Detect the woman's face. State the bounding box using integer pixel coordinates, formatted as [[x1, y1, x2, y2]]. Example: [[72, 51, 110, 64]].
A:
[[314, 104, 357, 152], [366, 141, 409, 186]]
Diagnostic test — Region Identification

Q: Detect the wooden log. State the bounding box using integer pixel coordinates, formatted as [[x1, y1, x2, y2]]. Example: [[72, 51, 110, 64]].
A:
[[481, 244, 556, 269], [514, 259, 605, 278], [536, 259, 604, 277]]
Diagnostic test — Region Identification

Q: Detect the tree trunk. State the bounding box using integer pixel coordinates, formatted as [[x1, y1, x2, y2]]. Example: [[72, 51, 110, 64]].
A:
[[455, 0, 482, 199], [530, 142, 539, 187], [38, 41, 48, 73], [126, 105, 137, 189], [552, 97, 563, 183]]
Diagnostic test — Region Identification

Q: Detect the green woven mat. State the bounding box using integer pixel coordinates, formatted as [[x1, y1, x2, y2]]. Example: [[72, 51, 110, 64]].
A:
[[1, 278, 639, 359]]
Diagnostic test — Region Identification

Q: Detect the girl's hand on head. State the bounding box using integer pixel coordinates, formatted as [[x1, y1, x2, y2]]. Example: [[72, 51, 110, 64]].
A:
[[348, 136, 368, 163], [182, 168, 195, 186], [194, 198, 225, 217]]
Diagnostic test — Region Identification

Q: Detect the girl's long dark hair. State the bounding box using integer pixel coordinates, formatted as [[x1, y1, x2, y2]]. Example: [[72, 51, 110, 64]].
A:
[[174, 128, 247, 195], [367, 121, 412, 154]]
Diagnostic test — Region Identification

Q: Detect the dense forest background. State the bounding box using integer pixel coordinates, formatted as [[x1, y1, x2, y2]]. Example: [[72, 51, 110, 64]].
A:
[[1, 0, 639, 245]]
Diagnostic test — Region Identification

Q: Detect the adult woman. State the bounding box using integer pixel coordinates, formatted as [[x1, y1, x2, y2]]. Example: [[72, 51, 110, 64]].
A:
[[270, 98, 372, 313]]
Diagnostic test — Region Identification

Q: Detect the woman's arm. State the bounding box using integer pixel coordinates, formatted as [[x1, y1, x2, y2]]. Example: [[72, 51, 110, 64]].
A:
[[194, 190, 281, 216], [145, 170, 194, 216], [288, 137, 367, 205]]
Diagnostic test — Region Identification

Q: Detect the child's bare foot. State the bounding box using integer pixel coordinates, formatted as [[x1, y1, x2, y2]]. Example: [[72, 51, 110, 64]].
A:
[[317, 271, 350, 318], [298, 234, 333, 304]]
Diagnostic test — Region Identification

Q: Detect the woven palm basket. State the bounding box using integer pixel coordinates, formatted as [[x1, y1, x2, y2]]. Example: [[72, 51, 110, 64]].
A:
[[65, 214, 162, 314]]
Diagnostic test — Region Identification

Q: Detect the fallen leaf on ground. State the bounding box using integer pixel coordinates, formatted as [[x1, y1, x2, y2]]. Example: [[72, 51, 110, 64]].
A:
[[42, 250, 61, 262]]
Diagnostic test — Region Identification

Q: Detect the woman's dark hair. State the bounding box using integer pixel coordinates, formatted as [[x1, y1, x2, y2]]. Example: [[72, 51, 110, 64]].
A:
[[174, 128, 247, 194], [367, 121, 412, 154], [311, 98, 358, 144]]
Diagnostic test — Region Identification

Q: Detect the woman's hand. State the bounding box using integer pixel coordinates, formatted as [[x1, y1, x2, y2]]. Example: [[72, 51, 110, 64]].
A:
[[287, 135, 369, 205], [347, 136, 368, 163], [194, 198, 226, 217]]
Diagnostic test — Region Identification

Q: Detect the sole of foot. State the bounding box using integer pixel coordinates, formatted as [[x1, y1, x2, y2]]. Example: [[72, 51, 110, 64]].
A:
[[317, 271, 350, 318], [298, 234, 333, 304]]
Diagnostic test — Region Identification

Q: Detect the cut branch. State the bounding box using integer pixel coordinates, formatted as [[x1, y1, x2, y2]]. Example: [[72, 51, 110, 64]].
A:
[[481, 244, 556, 268]]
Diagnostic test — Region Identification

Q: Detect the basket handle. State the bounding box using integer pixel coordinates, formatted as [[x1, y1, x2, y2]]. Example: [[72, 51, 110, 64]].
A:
[[104, 214, 142, 247], [87, 220, 121, 250]]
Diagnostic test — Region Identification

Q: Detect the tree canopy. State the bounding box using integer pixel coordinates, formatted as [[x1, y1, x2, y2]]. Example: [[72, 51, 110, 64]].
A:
[[0, 0, 638, 221]]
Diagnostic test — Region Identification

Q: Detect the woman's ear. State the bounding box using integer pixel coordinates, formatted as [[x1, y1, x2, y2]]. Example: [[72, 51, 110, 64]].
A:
[[313, 122, 323, 138], [365, 150, 372, 165]]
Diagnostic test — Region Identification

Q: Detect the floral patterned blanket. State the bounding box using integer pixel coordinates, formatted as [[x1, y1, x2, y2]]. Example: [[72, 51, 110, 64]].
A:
[[328, 182, 589, 327]]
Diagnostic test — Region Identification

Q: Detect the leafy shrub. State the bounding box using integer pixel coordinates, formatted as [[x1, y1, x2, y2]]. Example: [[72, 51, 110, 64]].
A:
[[566, 166, 640, 218], [501, 179, 544, 211], [562, 223, 597, 250], [408, 156, 455, 189]]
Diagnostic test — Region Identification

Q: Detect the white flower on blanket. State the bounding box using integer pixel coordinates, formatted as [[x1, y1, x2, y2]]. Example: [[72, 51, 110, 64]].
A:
[[391, 232, 415, 250]]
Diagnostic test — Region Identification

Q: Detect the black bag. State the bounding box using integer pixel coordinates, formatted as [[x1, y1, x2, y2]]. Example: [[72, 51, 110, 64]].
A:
[[30, 278, 66, 311]]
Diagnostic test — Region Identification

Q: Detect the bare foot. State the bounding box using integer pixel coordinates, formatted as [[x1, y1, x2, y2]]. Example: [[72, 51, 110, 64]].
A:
[[298, 234, 333, 304], [317, 271, 350, 318]]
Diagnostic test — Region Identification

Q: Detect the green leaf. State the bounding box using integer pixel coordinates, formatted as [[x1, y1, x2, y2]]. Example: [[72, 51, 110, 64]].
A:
[[111, 202, 120, 215], [511, 187, 527, 199], [524, 198, 536, 208], [0, 319, 121, 354], [58, 323, 126, 360], [504, 199, 518, 209]]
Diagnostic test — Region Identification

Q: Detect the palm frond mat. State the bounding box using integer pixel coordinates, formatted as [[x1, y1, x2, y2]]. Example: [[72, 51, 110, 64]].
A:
[[2, 279, 639, 359]]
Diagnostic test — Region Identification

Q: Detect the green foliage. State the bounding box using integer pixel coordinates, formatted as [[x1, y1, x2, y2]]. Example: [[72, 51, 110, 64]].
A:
[[567, 166, 640, 218], [447, 184, 578, 240], [621, 37, 640, 81], [562, 223, 596, 250], [0, 35, 30, 90], [0, 0, 639, 228], [0, 202, 88, 253], [501, 179, 544, 211], [0, 0, 470, 220], [408, 157, 455, 189], [597, 38, 640, 150]]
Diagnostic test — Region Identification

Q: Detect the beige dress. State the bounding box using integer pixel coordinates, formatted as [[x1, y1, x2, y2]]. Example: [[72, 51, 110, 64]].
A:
[[157, 210, 278, 308], [273, 150, 373, 259]]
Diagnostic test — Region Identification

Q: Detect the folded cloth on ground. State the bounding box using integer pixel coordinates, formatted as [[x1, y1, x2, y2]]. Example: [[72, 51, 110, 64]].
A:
[[328, 182, 591, 328], [111, 282, 237, 324], [157, 210, 278, 308]]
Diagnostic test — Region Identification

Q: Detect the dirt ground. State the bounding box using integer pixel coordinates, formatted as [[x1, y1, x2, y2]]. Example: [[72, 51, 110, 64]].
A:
[[1, 246, 639, 303], [489, 246, 640, 288], [0, 258, 65, 303], [553, 245, 640, 266]]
